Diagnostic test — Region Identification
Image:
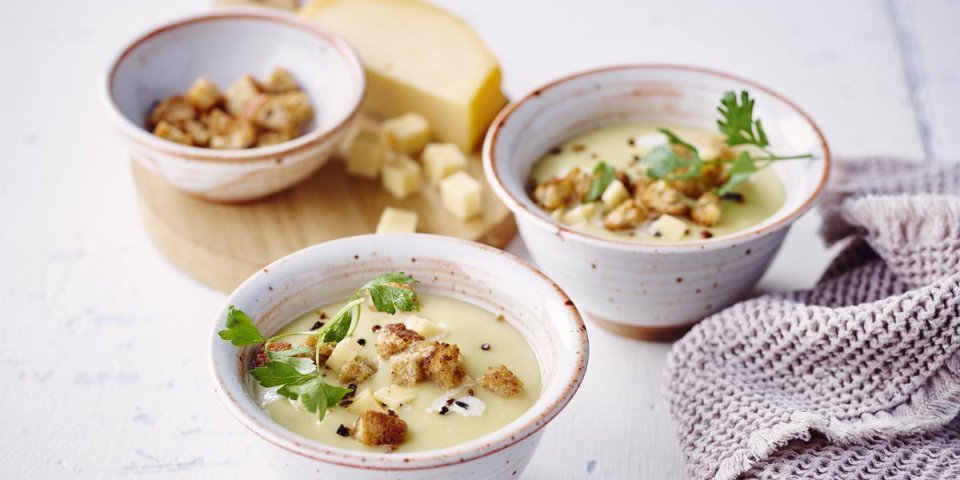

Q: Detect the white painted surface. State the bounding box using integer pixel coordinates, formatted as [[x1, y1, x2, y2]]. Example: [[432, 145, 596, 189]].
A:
[[0, 0, 952, 478]]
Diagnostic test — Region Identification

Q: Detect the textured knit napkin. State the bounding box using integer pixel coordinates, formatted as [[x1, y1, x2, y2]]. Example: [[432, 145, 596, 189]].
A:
[[665, 158, 960, 480]]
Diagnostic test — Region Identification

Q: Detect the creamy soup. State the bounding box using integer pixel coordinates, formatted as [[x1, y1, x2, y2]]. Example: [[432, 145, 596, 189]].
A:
[[529, 123, 786, 242], [254, 293, 540, 452]]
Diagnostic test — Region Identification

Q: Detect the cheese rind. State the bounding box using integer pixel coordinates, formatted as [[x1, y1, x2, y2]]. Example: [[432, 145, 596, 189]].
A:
[[346, 124, 386, 178], [440, 171, 482, 221], [422, 143, 468, 186], [382, 113, 431, 155], [376, 207, 418, 234], [381, 155, 422, 199], [300, 0, 507, 151]]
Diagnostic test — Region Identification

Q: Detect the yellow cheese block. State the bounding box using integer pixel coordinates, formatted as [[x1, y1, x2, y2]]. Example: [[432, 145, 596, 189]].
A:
[[300, 0, 508, 151]]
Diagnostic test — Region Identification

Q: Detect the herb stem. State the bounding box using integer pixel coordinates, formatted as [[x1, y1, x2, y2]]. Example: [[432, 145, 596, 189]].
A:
[[751, 153, 815, 162]]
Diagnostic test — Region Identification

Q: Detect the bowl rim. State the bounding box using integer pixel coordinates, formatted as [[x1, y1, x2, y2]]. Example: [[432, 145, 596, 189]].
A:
[[101, 8, 366, 163], [482, 63, 832, 253], [209, 233, 589, 470]]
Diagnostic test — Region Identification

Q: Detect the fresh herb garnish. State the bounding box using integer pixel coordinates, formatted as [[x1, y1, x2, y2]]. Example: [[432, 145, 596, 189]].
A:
[[585, 162, 617, 202], [218, 272, 420, 420], [639, 90, 813, 195]]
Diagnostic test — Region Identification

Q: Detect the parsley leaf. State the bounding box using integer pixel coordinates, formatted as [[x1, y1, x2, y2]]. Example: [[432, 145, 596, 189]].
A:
[[319, 309, 353, 343], [585, 162, 616, 202], [717, 90, 769, 148], [287, 378, 352, 421], [717, 152, 759, 196], [250, 361, 312, 388], [361, 273, 421, 314], [267, 347, 316, 374], [641, 129, 702, 180], [218, 306, 265, 346]]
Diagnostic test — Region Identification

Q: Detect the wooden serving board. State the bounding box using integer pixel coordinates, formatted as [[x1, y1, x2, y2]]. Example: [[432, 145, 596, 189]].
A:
[[133, 152, 516, 292]]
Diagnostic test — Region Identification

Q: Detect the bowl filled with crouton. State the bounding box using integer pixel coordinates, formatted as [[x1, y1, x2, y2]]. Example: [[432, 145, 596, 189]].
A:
[[483, 64, 830, 341], [103, 8, 364, 202], [210, 234, 588, 479]]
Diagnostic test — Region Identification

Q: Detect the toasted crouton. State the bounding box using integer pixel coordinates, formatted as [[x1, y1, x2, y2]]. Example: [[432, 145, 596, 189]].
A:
[[640, 180, 689, 216], [301, 335, 334, 364], [389, 342, 432, 386], [209, 118, 256, 149], [253, 96, 298, 131], [377, 323, 425, 358], [185, 77, 222, 112], [691, 192, 722, 227], [338, 358, 378, 385], [422, 342, 466, 389], [275, 91, 314, 126], [353, 410, 407, 446], [478, 364, 524, 398], [153, 121, 193, 146], [224, 75, 264, 119], [253, 341, 292, 368], [264, 67, 299, 93], [147, 96, 195, 129]]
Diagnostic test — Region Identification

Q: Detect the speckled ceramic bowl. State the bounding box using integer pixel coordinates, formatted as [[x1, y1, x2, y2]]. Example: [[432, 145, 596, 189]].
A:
[[483, 64, 830, 341], [103, 9, 364, 202], [209, 234, 588, 479]]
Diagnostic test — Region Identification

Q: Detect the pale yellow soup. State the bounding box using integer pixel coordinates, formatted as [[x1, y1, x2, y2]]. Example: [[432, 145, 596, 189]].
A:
[[530, 123, 786, 242], [253, 293, 541, 452]]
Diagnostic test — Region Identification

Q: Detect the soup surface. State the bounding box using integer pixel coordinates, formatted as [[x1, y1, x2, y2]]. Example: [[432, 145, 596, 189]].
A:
[[254, 293, 541, 452], [529, 123, 786, 242]]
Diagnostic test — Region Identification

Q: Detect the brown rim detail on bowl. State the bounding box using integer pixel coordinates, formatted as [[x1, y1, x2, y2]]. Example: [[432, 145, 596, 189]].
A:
[[210, 234, 589, 471], [589, 312, 698, 343], [483, 63, 831, 252], [104, 9, 365, 164]]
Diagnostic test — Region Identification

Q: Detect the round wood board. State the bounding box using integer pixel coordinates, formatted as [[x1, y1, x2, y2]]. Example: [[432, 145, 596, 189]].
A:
[[133, 153, 516, 292]]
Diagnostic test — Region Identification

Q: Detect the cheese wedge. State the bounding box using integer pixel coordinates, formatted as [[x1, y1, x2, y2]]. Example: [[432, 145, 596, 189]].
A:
[[300, 0, 507, 151]]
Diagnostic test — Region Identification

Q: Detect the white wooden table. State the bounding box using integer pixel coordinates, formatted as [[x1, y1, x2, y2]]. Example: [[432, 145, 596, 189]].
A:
[[2, 1, 956, 478]]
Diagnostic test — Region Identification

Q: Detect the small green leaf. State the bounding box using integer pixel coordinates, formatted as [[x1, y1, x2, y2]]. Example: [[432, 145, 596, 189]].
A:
[[362, 273, 421, 314], [717, 90, 769, 148], [250, 361, 312, 388], [717, 152, 758, 195], [585, 162, 617, 202], [267, 347, 316, 374], [287, 378, 352, 421], [641, 129, 702, 180], [218, 306, 265, 346], [319, 309, 353, 343]]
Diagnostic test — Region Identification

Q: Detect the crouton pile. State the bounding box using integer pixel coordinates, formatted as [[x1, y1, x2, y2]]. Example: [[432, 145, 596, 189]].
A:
[[146, 68, 314, 149]]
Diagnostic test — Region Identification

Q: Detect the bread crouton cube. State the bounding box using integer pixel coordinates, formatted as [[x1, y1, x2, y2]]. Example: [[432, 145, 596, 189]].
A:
[[147, 96, 195, 130], [389, 345, 428, 386], [224, 75, 264, 119], [478, 364, 524, 398], [346, 124, 386, 179], [264, 67, 299, 93], [381, 155, 422, 199], [253, 96, 297, 131], [209, 118, 256, 149], [338, 357, 378, 385], [302, 335, 335, 365], [202, 108, 232, 134], [186, 77, 222, 112], [376, 323, 424, 357], [422, 342, 466, 389], [421, 143, 467, 186], [276, 91, 314, 126], [440, 171, 482, 221], [346, 388, 381, 414], [326, 339, 365, 373], [153, 121, 193, 146], [691, 192, 722, 227], [353, 410, 407, 446], [373, 385, 417, 409], [181, 120, 210, 147], [382, 113, 430, 155]]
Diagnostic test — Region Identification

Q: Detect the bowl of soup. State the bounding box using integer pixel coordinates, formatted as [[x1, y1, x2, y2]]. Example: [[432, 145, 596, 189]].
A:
[[209, 234, 588, 479], [483, 64, 830, 340]]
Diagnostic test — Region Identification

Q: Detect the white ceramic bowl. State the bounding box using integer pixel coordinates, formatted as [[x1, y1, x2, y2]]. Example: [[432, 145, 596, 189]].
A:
[[210, 234, 588, 479], [483, 64, 830, 341], [103, 9, 365, 202]]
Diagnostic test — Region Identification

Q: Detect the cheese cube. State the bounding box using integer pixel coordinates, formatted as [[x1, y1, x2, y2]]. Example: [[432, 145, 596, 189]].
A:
[[382, 113, 431, 155], [650, 214, 689, 241], [563, 202, 598, 224], [373, 385, 417, 409], [347, 388, 382, 414], [327, 339, 364, 373], [381, 155, 422, 199], [404, 315, 447, 339], [421, 143, 468, 186], [346, 125, 386, 179], [375, 207, 418, 234], [601, 179, 630, 211], [439, 171, 482, 221]]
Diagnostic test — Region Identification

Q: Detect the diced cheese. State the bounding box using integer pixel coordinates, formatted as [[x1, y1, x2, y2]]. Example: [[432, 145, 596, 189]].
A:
[[404, 315, 447, 339], [346, 124, 386, 178], [650, 214, 689, 241], [631, 132, 667, 151], [300, 0, 508, 151], [439, 171, 482, 221], [382, 113, 431, 155], [373, 385, 417, 409], [381, 155, 422, 199], [327, 339, 364, 373], [563, 202, 598, 224], [347, 388, 382, 414], [421, 143, 468, 186], [375, 207, 418, 234], [600, 180, 630, 211]]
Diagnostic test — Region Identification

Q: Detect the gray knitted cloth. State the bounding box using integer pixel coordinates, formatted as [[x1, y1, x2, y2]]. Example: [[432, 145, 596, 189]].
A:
[[665, 159, 960, 480]]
